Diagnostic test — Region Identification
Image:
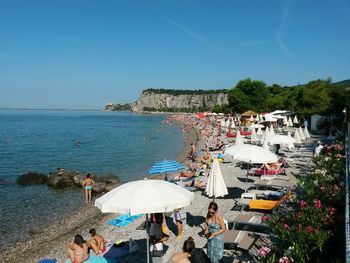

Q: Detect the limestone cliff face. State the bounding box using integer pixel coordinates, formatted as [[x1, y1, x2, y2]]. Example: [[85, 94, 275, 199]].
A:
[[131, 91, 229, 112]]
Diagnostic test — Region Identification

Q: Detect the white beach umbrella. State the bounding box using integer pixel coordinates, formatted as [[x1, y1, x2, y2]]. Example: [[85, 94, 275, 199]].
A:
[[293, 115, 299, 124], [259, 115, 264, 122], [95, 179, 194, 263], [249, 115, 254, 122], [257, 126, 263, 136], [269, 126, 275, 136], [205, 159, 228, 199], [283, 117, 288, 126], [287, 131, 292, 138], [267, 135, 296, 146], [235, 130, 244, 146], [250, 128, 258, 143], [225, 144, 278, 164], [294, 129, 302, 144], [298, 126, 306, 140], [304, 126, 311, 139], [288, 117, 293, 127]]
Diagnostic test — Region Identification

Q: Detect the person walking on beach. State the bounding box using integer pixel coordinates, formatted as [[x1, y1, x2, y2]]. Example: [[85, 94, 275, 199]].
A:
[[174, 208, 184, 240], [88, 228, 107, 255], [82, 173, 94, 203], [204, 201, 225, 263], [67, 234, 89, 263]]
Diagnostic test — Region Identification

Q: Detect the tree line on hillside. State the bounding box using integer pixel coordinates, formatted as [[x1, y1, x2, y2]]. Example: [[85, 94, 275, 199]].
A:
[[222, 78, 349, 118]]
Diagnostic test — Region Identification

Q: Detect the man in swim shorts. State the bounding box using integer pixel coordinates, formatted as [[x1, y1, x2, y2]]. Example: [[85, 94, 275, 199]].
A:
[[82, 173, 95, 203]]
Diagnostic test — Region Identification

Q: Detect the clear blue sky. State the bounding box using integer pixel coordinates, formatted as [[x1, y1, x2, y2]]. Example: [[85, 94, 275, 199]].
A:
[[1, 0, 349, 109]]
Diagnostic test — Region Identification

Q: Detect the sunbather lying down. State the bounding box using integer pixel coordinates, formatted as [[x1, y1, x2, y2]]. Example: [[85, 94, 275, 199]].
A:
[[260, 158, 285, 170]]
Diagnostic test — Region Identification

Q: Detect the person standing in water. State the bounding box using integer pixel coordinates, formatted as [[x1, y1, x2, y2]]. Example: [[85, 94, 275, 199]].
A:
[[82, 173, 94, 203]]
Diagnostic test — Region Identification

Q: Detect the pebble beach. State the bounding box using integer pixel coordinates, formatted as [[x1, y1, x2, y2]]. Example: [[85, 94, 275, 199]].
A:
[[0, 114, 317, 263]]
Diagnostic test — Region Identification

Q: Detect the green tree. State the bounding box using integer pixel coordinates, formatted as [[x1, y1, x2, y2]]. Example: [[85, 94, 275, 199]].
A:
[[228, 78, 269, 113]]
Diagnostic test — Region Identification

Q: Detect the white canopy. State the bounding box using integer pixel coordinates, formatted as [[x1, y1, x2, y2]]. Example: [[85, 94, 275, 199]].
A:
[[267, 135, 296, 146], [95, 179, 194, 215], [225, 145, 278, 164], [205, 159, 228, 198]]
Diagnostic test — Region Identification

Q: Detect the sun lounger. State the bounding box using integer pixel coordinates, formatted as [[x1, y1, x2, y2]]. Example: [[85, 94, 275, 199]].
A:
[[224, 230, 258, 251], [248, 191, 292, 210]]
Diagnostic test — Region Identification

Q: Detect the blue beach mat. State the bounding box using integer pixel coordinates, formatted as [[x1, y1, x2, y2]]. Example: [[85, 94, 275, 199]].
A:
[[65, 255, 108, 263], [107, 214, 143, 227]]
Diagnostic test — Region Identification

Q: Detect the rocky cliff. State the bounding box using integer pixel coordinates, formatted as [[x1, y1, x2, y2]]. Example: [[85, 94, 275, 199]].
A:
[[130, 90, 229, 112]]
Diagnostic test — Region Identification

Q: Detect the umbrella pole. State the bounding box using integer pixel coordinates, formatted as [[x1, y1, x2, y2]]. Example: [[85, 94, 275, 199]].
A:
[[146, 214, 150, 263]]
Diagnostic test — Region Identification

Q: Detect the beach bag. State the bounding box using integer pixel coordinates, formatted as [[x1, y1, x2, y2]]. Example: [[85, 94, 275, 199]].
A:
[[129, 238, 138, 253]]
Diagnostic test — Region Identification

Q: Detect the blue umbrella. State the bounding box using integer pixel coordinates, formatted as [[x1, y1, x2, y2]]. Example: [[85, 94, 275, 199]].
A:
[[148, 159, 186, 175]]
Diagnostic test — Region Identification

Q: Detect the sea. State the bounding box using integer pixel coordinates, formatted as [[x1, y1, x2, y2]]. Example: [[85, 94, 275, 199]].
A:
[[0, 110, 185, 249]]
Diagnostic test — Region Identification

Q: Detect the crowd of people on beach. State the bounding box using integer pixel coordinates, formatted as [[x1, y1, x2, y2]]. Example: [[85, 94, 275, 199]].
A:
[[57, 111, 318, 263]]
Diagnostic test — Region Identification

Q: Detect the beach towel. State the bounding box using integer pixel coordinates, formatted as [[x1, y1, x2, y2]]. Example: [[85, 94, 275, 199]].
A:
[[108, 214, 143, 227], [65, 255, 108, 263]]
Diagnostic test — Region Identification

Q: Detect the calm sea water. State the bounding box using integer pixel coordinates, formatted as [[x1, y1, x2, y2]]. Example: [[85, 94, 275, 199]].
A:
[[0, 110, 184, 249]]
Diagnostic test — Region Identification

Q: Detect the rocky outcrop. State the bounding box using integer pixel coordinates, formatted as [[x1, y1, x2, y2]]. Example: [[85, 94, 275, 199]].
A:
[[17, 170, 120, 193], [17, 172, 48, 185], [131, 90, 229, 112], [105, 102, 132, 111]]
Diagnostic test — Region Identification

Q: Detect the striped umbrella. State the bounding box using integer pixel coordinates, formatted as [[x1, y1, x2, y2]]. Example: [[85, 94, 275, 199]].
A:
[[148, 159, 186, 175]]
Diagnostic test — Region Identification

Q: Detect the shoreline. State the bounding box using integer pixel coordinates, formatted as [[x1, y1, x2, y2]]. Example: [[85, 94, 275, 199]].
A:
[[0, 118, 200, 263]]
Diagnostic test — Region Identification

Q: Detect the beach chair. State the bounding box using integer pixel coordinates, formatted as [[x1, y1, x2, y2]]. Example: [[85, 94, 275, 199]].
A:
[[224, 229, 259, 251]]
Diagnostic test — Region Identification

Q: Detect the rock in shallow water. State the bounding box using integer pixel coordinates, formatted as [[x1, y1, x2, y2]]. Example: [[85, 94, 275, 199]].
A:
[[47, 175, 75, 189], [17, 172, 48, 185]]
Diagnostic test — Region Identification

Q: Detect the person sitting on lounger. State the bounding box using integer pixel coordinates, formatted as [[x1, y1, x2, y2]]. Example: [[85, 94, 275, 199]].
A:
[[67, 234, 89, 263], [150, 213, 169, 244], [88, 228, 106, 255], [260, 158, 285, 171], [171, 237, 209, 263]]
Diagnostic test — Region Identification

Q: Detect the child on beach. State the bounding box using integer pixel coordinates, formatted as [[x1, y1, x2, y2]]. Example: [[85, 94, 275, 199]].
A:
[[82, 174, 95, 203]]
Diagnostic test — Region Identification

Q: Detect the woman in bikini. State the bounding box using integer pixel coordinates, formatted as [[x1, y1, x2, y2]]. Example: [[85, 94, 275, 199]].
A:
[[88, 228, 107, 255], [82, 173, 94, 203], [67, 234, 89, 263]]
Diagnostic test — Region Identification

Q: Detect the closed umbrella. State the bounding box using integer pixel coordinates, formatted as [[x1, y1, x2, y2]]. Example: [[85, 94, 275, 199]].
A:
[[287, 131, 292, 138], [205, 159, 228, 199], [269, 126, 275, 136], [255, 114, 259, 122], [250, 128, 258, 143], [293, 115, 299, 124], [304, 126, 311, 139], [249, 115, 254, 122], [288, 117, 293, 127], [283, 117, 288, 126], [235, 130, 244, 146], [257, 126, 263, 136], [298, 127, 305, 140], [95, 179, 194, 263], [294, 129, 302, 144], [264, 128, 270, 141]]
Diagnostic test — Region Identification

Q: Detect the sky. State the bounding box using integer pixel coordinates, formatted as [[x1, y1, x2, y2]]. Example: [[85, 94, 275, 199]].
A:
[[0, 0, 349, 109]]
